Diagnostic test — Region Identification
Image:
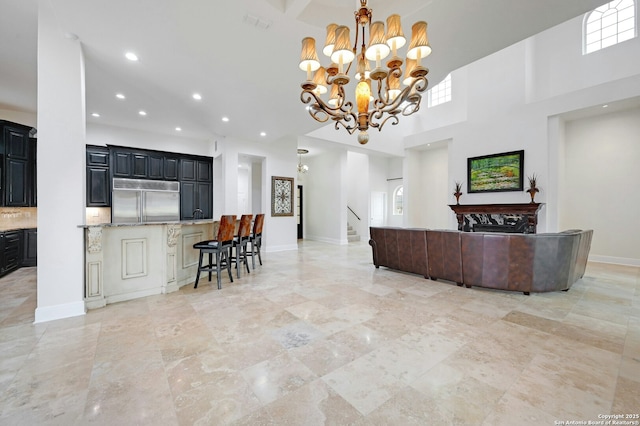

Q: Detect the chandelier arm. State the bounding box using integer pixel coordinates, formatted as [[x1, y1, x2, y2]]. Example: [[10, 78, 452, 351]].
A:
[[333, 118, 359, 134], [301, 88, 359, 128], [371, 114, 400, 132]]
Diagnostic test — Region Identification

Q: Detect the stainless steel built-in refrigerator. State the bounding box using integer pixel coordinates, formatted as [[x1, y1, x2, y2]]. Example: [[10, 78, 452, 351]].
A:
[[112, 178, 180, 223]]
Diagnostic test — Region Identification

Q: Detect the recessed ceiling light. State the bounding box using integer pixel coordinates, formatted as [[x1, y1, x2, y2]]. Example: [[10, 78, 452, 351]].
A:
[[139, 110, 147, 116], [116, 93, 125, 99], [260, 132, 266, 137], [222, 116, 229, 122], [602, 104, 609, 108], [192, 93, 202, 101], [175, 127, 182, 131], [125, 52, 139, 61], [91, 113, 100, 117]]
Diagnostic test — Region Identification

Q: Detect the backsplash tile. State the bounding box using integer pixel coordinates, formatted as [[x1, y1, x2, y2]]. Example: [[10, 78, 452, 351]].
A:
[[0, 207, 37, 231]]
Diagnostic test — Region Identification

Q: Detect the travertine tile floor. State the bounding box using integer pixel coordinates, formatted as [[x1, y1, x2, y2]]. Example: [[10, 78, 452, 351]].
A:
[[0, 240, 638, 425]]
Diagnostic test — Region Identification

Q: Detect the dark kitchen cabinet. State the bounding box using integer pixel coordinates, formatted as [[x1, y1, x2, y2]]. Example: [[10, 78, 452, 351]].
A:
[[132, 153, 148, 178], [1, 120, 36, 207], [164, 156, 178, 180], [29, 138, 37, 206], [180, 157, 212, 220], [112, 150, 132, 177], [5, 158, 28, 206], [90, 145, 213, 219], [148, 153, 164, 180], [22, 228, 37, 267], [0, 230, 23, 276], [179, 158, 197, 181], [86, 145, 111, 207]]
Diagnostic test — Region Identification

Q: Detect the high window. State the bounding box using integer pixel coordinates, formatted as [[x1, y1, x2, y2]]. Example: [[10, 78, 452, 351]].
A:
[[584, 0, 636, 54], [393, 186, 403, 215], [428, 73, 451, 107]]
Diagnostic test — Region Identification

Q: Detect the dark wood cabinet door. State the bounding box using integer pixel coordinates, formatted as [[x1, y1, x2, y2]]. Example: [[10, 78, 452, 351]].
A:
[[4, 127, 29, 160], [86, 167, 111, 206], [164, 157, 178, 180], [132, 153, 148, 178], [29, 138, 36, 206], [197, 160, 212, 182], [5, 158, 28, 206], [196, 182, 212, 218], [180, 158, 197, 181], [180, 181, 196, 220], [22, 228, 37, 267], [86, 147, 109, 167], [2, 230, 22, 274], [112, 151, 132, 177], [148, 154, 163, 179]]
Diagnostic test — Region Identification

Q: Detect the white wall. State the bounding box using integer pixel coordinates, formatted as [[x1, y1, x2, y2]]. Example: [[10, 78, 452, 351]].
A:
[[346, 152, 369, 239], [402, 12, 640, 264], [0, 109, 37, 128], [562, 107, 640, 265], [406, 145, 450, 229], [35, 0, 86, 322], [305, 150, 347, 244], [87, 122, 213, 156], [210, 134, 298, 252]]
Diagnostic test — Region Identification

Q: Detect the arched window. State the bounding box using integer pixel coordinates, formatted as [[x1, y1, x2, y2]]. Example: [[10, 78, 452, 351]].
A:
[[428, 73, 451, 107], [393, 186, 403, 215], [584, 0, 636, 54]]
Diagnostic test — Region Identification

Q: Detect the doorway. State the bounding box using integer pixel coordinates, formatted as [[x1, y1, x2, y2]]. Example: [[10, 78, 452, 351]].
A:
[[297, 185, 303, 239]]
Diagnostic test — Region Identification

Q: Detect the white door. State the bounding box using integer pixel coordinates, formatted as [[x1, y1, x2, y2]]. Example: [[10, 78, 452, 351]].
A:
[[370, 191, 386, 227]]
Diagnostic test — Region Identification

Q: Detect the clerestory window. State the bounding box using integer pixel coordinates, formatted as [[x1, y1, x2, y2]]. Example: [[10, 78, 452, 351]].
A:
[[427, 73, 451, 107], [584, 0, 636, 54]]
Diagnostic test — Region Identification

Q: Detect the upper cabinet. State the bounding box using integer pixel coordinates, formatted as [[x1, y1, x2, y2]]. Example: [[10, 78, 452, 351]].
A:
[[86, 145, 111, 207], [0, 120, 36, 207], [85, 145, 213, 218]]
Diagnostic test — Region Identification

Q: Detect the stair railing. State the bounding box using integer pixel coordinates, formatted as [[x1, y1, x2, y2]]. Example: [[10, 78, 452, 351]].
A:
[[347, 205, 361, 221]]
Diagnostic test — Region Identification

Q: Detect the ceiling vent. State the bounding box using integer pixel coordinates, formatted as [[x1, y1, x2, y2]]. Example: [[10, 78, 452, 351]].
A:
[[243, 13, 271, 30]]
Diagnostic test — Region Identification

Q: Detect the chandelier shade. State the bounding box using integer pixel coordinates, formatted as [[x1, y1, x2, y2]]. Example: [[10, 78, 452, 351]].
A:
[[323, 23, 338, 57], [365, 21, 390, 62], [299, 0, 431, 145], [331, 26, 355, 66], [386, 15, 406, 51], [407, 21, 431, 60]]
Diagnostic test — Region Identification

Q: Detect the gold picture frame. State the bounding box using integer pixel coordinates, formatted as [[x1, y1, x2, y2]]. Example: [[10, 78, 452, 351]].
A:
[[271, 176, 294, 217]]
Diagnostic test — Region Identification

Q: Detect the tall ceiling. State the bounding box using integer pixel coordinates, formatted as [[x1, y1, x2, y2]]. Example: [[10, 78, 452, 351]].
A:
[[0, 0, 608, 148]]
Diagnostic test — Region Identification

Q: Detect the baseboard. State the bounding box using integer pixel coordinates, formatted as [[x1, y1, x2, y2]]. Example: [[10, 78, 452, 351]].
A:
[[265, 243, 299, 252], [589, 255, 640, 267], [34, 301, 86, 324], [304, 235, 349, 245]]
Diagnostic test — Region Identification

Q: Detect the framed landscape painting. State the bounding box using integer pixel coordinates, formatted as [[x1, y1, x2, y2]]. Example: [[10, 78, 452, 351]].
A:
[[467, 150, 524, 193]]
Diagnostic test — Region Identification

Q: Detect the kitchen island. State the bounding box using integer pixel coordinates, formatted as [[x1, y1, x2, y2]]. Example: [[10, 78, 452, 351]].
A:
[[82, 220, 219, 309]]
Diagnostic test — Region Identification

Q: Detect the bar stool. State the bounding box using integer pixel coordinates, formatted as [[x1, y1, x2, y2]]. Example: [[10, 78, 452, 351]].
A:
[[246, 213, 264, 269], [193, 215, 236, 289], [232, 214, 252, 278]]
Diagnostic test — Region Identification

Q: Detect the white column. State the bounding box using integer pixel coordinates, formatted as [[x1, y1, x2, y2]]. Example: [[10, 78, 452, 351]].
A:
[[35, 0, 87, 322]]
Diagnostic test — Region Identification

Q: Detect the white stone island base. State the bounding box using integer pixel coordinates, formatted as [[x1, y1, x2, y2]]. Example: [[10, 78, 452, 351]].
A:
[[83, 221, 216, 309]]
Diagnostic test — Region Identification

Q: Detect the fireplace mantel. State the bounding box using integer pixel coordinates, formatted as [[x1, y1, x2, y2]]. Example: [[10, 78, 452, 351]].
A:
[[449, 203, 544, 233]]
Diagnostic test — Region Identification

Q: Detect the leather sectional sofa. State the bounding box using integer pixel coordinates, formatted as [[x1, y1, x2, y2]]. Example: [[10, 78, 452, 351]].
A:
[[369, 227, 593, 294]]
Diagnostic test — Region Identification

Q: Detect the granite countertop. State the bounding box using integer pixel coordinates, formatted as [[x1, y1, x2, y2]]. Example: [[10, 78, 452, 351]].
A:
[[0, 226, 37, 232], [79, 219, 217, 228]]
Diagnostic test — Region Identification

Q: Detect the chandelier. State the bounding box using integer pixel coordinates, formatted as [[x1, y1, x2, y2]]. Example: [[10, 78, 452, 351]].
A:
[[299, 0, 431, 145], [297, 148, 309, 173]]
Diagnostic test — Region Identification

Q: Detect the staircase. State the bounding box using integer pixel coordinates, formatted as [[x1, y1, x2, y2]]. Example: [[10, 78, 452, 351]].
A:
[[347, 223, 360, 242]]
